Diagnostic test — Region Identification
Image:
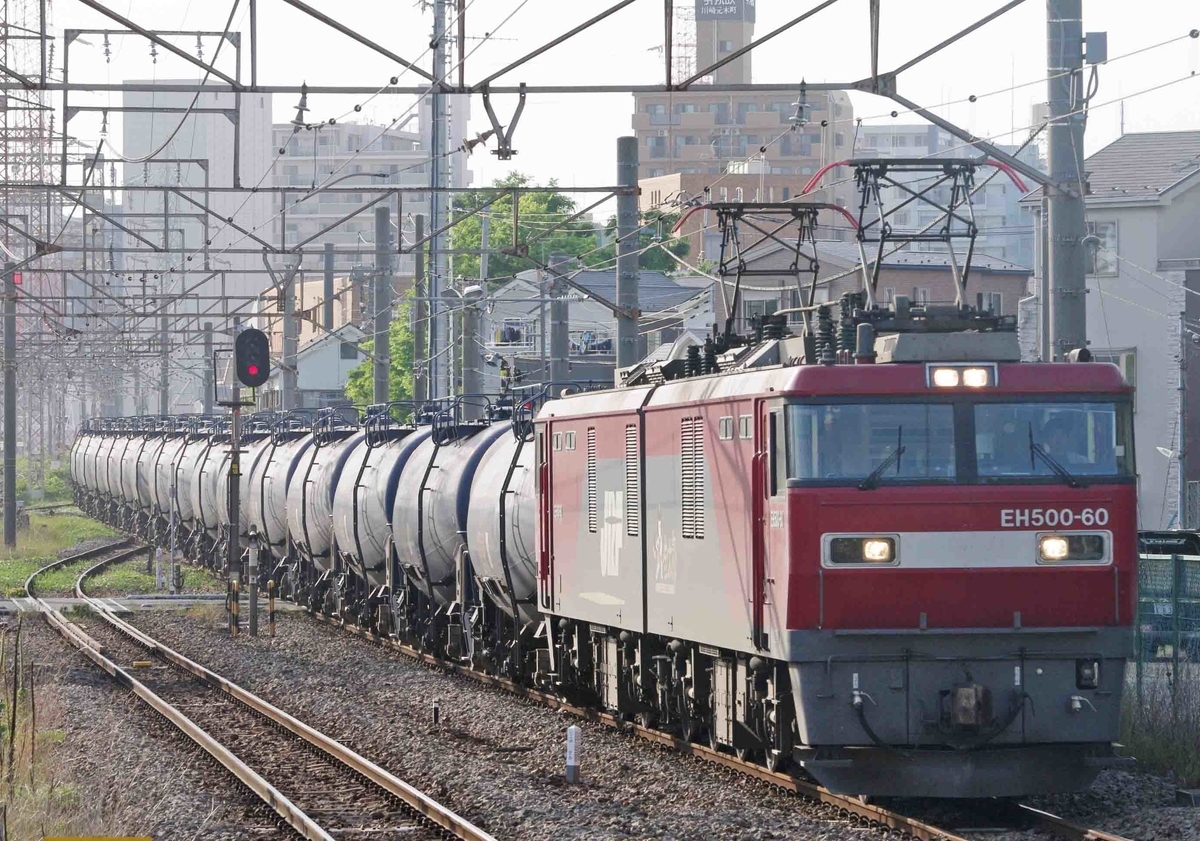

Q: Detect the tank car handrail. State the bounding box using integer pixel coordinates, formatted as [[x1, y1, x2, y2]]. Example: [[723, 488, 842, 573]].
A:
[[363, 401, 420, 448], [311, 406, 361, 448], [509, 381, 591, 441]]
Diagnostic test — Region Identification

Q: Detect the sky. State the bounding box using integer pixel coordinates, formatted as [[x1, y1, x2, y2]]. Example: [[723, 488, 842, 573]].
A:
[[39, 0, 1200, 196]]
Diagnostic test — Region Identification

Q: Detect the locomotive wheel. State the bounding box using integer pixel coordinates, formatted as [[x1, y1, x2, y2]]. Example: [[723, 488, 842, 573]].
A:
[[636, 711, 656, 730], [680, 714, 697, 743], [735, 747, 754, 763]]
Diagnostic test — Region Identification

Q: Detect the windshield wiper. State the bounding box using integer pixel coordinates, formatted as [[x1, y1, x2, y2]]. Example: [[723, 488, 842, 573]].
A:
[[1028, 423, 1083, 488], [859, 426, 905, 490]]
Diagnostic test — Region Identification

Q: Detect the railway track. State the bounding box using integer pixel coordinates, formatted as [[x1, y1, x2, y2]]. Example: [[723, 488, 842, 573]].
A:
[[313, 614, 1137, 841], [25, 544, 494, 841]]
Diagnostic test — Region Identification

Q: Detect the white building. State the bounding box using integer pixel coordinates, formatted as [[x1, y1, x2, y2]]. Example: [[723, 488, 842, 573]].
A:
[[120, 79, 275, 410], [855, 124, 1043, 269], [1023, 131, 1200, 529]]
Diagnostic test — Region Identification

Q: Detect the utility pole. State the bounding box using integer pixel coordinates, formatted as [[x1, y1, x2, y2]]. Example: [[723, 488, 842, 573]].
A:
[[550, 277, 570, 388], [228, 375, 242, 634], [413, 215, 428, 405], [323, 242, 335, 331], [3, 261, 14, 548], [158, 314, 169, 414], [1046, 0, 1087, 360], [202, 322, 214, 414], [429, 0, 448, 399], [374, 206, 393, 404], [282, 269, 298, 410], [479, 212, 490, 283], [615, 136, 640, 369], [1180, 310, 1188, 529], [460, 286, 483, 420]]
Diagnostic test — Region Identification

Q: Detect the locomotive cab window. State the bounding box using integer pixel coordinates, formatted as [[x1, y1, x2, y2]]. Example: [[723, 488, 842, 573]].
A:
[[974, 402, 1134, 479], [786, 403, 955, 483]]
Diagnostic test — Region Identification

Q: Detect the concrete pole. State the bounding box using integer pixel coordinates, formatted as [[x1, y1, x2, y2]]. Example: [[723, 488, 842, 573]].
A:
[[1046, 0, 1087, 360], [479, 212, 490, 283], [1039, 195, 1050, 362], [616, 136, 640, 369], [460, 289, 483, 421], [428, 0, 447, 400], [282, 269, 298, 410], [323, 242, 335, 331], [413, 215, 428, 405], [550, 279, 570, 389], [159, 314, 169, 415], [3, 261, 14, 547], [1180, 310, 1188, 529], [202, 322, 214, 414], [374, 206, 393, 404]]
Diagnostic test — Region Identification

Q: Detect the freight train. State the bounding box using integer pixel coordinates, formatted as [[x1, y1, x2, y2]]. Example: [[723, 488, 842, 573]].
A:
[[69, 294, 1136, 798]]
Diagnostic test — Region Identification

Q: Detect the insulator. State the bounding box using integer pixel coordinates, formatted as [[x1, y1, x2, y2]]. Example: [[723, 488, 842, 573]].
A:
[[837, 294, 856, 354], [703, 338, 717, 373], [685, 344, 701, 377], [817, 306, 836, 366]]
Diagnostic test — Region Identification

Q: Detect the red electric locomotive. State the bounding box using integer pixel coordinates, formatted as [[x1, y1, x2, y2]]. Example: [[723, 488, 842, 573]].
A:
[[536, 296, 1134, 797]]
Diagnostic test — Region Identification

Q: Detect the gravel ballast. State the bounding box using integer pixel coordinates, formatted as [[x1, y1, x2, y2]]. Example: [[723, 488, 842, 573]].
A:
[[131, 610, 894, 840], [17, 612, 292, 840]]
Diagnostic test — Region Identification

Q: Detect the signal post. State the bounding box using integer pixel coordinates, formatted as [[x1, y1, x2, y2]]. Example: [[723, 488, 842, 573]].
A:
[[222, 327, 270, 636]]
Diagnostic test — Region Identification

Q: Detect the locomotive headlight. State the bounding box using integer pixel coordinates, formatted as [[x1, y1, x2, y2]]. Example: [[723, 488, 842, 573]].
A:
[[1039, 535, 1070, 561], [1038, 533, 1107, 563], [930, 367, 960, 387], [829, 536, 897, 564], [962, 367, 991, 388], [862, 539, 893, 562]]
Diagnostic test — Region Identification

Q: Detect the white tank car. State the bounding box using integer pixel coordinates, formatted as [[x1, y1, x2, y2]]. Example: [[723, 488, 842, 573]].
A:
[[286, 430, 362, 571], [247, 432, 313, 560], [95, 435, 118, 500], [69, 433, 88, 490], [106, 431, 132, 499], [215, 435, 274, 545], [465, 431, 539, 624], [332, 427, 431, 590], [136, 434, 164, 511], [392, 424, 507, 605], [191, 435, 230, 538], [173, 436, 210, 527], [87, 435, 104, 496], [73, 434, 96, 492], [153, 435, 189, 519]]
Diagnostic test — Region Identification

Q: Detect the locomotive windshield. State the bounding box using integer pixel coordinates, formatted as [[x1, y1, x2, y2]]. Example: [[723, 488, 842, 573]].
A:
[[974, 402, 1134, 478], [785, 399, 1134, 485], [787, 404, 956, 481]]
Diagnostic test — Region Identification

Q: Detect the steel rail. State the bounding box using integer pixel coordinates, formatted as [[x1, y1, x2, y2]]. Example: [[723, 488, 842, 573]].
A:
[[25, 547, 334, 840], [71, 555, 496, 841], [314, 615, 1138, 841], [314, 616, 969, 841]]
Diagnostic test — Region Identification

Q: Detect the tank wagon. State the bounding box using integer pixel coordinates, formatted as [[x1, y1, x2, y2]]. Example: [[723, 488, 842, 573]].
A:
[[70, 295, 1136, 799]]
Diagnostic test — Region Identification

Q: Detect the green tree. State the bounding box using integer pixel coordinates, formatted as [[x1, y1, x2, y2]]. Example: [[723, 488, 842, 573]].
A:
[[451, 172, 600, 283], [344, 293, 415, 406], [586, 209, 690, 273]]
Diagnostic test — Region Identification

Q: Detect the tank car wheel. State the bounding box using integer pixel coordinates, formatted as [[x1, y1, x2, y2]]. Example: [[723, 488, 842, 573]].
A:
[[635, 711, 656, 730], [764, 749, 788, 773], [735, 747, 754, 763], [680, 715, 697, 743]]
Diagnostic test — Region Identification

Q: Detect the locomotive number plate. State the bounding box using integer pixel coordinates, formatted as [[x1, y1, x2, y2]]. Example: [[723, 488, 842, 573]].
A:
[[1000, 507, 1110, 528]]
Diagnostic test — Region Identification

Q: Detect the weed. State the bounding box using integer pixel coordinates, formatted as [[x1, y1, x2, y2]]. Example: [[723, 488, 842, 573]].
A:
[[1121, 663, 1200, 787], [0, 515, 117, 597]]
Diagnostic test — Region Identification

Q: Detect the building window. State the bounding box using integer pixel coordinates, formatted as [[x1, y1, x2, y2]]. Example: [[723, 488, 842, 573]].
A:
[[340, 341, 359, 360], [835, 132, 845, 147], [1086, 221, 1118, 276], [718, 39, 734, 52], [978, 292, 1002, 313]]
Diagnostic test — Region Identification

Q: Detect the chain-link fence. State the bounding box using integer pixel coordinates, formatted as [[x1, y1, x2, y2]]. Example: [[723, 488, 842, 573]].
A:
[[1136, 551, 1200, 698]]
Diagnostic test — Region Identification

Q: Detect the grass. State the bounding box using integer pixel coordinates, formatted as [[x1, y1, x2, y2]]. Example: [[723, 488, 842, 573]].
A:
[[0, 514, 118, 598], [1121, 663, 1200, 788], [87, 560, 222, 596]]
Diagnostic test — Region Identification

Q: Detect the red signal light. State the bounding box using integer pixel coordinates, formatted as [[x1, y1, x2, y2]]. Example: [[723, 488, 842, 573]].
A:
[[247, 364, 260, 376], [12, 272, 21, 286]]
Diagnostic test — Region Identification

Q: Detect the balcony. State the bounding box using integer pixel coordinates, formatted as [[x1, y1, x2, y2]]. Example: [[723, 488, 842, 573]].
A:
[[744, 110, 785, 129], [679, 111, 716, 130]]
